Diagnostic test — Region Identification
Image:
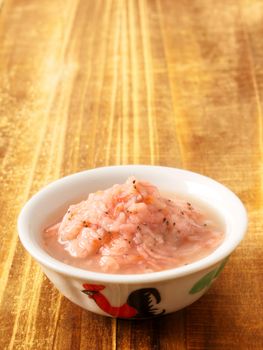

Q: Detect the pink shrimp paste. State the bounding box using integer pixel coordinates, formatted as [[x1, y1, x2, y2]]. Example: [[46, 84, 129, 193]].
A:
[[43, 177, 224, 274]]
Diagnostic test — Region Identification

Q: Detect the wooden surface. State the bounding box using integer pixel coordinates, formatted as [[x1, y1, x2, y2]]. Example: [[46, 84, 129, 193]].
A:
[[0, 0, 262, 349]]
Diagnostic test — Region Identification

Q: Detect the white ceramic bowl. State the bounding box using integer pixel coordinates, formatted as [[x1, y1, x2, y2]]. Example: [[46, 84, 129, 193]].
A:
[[17, 166, 247, 319]]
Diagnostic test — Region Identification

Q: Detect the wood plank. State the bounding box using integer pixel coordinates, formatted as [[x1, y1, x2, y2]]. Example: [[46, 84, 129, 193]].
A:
[[0, 0, 262, 349]]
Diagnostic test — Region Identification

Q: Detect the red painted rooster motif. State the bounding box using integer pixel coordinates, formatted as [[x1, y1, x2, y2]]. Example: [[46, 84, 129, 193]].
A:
[[82, 284, 165, 318]]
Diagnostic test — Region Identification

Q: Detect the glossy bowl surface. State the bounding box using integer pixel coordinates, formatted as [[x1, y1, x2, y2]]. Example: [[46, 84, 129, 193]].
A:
[[18, 165, 247, 318]]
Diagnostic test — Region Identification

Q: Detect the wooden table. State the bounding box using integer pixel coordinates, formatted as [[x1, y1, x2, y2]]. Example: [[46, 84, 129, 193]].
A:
[[0, 0, 262, 349]]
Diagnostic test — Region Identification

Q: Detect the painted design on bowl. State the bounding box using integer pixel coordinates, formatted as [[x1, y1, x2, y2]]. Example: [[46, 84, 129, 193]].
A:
[[189, 256, 229, 294], [82, 284, 165, 318]]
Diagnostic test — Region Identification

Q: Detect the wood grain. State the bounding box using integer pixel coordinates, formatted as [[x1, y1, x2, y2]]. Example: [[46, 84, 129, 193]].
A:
[[0, 0, 262, 349]]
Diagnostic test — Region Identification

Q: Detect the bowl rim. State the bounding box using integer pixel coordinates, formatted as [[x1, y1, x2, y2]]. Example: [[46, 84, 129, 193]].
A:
[[17, 165, 248, 284]]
